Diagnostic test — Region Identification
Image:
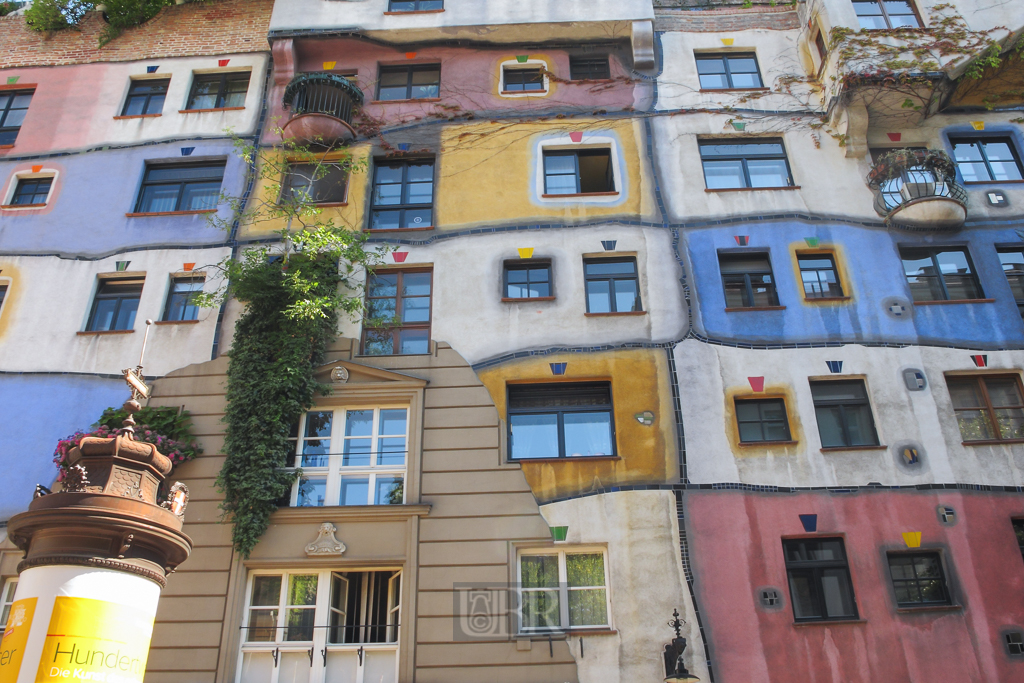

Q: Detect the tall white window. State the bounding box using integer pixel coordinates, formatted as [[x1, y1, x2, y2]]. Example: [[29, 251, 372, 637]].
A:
[[1, 578, 18, 626], [239, 569, 401, 683], [517, 549, 610, 632], [286, 408, 408, 507]]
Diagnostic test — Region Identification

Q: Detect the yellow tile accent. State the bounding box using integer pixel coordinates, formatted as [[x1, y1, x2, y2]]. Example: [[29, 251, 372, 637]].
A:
[[517, 248, 534, 259], [971, 121, 985, 130], [323, 61, 337, 70], [721, 38, 734, 46], [902, 531, 922, 548]]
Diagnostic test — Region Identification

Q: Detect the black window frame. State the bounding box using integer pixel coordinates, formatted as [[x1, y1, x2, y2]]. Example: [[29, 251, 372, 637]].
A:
[[694, 52, 764, 90], [886, 551, 952, 608], [569, 56, 611, 81], [9, 176, 52, 206], [86, 277, 145, 332], [997, 247, 1024, 318], [134, 161, 226, 214], [163, 275, 205, 322], [0, 89, 33, 146], [369, 157, 435, 230], [950, 136, 1024, 183], [503, 260, 553, 300], [946, 374, 1024, 443], [735, 397, 792, 443], [899, 245, 983, 303], [699, 138, 795, 189], [280, 161, 349, 205], [797, 252, 844, 299], [121, 78, 170, 116], [0, 283, 7, 314], [376, 64, 441, 101], [542, 149, 616, 196], [502, 66, 546, 93], [1013, 519, 1024, 565], [506, 382, 616, 460], [387, 0, 443, 10], [583, 257, 642, 313], [1006, 631, 1024, 656], [852, 0, 922, 30], [185, 72, 251, 111], [809, 379, 880, 448], [718, 251, 780, 309], [361, 268, 433, 356], [783, 538, 858, 622]]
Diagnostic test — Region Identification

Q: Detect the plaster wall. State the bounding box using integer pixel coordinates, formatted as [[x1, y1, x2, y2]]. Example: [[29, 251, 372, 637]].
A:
[[809, 0, 1022, 39], [0, 247, 228, 376], [540, 490, 710, 683], [674, 339, 1024, 487], [685, 489, 1024, 683], [0, 54, 267, 156]]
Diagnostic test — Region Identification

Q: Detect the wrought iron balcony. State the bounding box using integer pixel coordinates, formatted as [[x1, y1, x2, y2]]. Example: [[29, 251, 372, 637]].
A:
[[282, 73, 364, 146], [868, 149, 967, 230]]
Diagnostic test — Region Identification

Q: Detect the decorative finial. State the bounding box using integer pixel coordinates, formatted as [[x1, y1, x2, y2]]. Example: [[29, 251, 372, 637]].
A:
[[668, 608, 683, 639]]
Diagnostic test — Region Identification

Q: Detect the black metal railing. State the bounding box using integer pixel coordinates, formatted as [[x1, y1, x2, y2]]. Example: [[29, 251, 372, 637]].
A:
[[241, 623, 399, 645], [283, 73, 364, 125], [867, 149, 967, 219]]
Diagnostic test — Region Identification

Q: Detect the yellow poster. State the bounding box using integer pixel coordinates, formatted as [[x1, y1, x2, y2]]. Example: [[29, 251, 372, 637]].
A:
[[1, 597, 37, 683], [35, 597, 154, 683]]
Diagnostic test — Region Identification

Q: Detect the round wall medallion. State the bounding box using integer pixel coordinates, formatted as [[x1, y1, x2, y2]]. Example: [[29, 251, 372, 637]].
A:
[[330, 366, 349, 383], [882, 296, 913, 320]]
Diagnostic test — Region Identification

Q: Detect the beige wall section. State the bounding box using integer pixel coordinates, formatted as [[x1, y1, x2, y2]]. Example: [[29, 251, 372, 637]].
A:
[[142, 337, 578, 683]]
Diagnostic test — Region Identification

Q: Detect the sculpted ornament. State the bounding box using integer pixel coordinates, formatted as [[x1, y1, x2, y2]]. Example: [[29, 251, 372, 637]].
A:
[[305, 522, 347, 556], [330, 366, 350, 383]]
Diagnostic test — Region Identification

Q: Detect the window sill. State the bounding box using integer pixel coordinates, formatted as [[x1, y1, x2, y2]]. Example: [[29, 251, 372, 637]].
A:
[[178, 107, 246, 113], [1, 203, 46, 209], [77, 330, 134, 336], [963, 179, 1024, 185], [792, 619, 866, 627], [309, 202, 348, 207], [366, 226, 434, 233], [541, 191, 619, 198], [895, 604, 961, 614], [370, 98, 442, 105], [502, 296, 556, 303], [518, 628, 617, 638], [804, 296, 851, 303], [584, 311, 646, 317], [706, 186, 800, 193], [962, 438, 1024, 446], [738, 440, 799, 446], [913, 299, 995, 305], [125, 209, 217, 217], [513, 455, 621, 463], [273, 504, 432, 524], [501, 90, 549, 96], [383, 9, 445, 14], [699, 87, 770, 93], [820, 445, 888, 452], [724, 306, 786, 312], [113, 113, 162, 120], [0, 145, 15, 150], [154, 319, 201, 325]]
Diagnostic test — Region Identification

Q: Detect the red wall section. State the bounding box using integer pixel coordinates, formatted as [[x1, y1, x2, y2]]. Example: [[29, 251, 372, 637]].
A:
[[686, 490, 1024, 683]]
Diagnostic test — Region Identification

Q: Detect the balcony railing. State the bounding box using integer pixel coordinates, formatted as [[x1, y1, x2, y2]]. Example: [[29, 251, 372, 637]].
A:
[[282, 73, 364, 145], [867, 149, 967, 230]]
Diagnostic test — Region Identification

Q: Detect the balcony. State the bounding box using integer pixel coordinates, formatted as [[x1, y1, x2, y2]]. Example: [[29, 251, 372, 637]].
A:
[[868, 149, 967, 230], [282, 73, 364, 146]]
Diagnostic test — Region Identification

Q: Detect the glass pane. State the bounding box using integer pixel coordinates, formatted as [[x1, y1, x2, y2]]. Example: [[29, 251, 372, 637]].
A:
[[369, 273, 398, 297], [375, 476, 404, 505], [252, 575, 283, 606], [305, 410, 333, 437], [814, 406, 847, 447], [247, 609, 279, 642], [747, 158, 790, 187], [788, 571, 821, 619], [344, 410, 372, 436], [843, 404, 879, 446], [403, 272, 432, 296], [88, 299, 118, 331], [612, 279, 640, 312], [362, 329, 394, 356], [180, 182, 221, 211], [402, 297, 430, 323], [510, 413, 560, 459], [545, 173, 577, 195], [285, 607, 315, 641], [288, 575, 318, 606], [343, 439, 371, 467], [983, 142, 1024, 181], [812, 381, 868, 402], [586, 280, 612, 313], [568, 588, 607, 626], [738, 422, 764, 442], [566, 554, 605, 587], [373, 182, 403, 205], [380, 408, 407, 435], [748, 275, 776, 307], [544, 154, 576, 174], [379, 437, 407, 465], [403, 207, 432, 228], [906, 275, 945, 302], [586, 261, 636, 276], [563, 412, 613, 457], [398, 328, 429, 354], [703, 160, 745, 189], [821, 569, 856, 618], [296, 477, 327, 507], [955, 409, 996, 441], [340, 477, 370, 505], [522, 590, 560, 629], [138, 185, 179, 213], [521, 555, 559, 588], [366, 297, 397, 320], [114, 298, 139, 331], [949, 380, 984, 409], [995, 408, 1024, 440], [987, 379, 1024, 407], [942, 274, 981, 300], [698, 73, 729, 89]]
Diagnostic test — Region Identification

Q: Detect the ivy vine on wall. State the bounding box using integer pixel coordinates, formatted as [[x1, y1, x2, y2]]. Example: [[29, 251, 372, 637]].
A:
[[24, 0, 211, 46]]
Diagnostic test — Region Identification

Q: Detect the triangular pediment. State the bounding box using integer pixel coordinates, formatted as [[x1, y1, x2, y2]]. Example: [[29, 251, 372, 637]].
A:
[[312, 359, 428, 387]]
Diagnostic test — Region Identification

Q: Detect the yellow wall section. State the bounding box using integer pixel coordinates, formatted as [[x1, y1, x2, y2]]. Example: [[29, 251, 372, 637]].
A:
[[477, 349, 677, 502]]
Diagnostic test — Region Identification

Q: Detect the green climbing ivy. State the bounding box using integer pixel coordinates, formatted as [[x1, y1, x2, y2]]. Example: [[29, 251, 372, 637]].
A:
[[24, 0, 210, 46]]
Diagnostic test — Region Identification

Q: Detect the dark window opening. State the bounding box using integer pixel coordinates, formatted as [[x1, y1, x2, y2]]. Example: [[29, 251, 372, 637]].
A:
[[503, 67, 545, 92], [569, 56, 611, 81], [388, 0, 443, 10], [135, 162, 225, 213], [700, 139, 793, 189], [370, 159, 434, 229], [0, 90, 32, 146], [853, 0, 921, 29], [505, 261, 552, 299], [10, 177, 52, 206], [281, 162, 348, 205], [899, 246, 982, 302], [695, 53, 763, 89], [508, 382, 614, 460], [122, 78, 169, 116], [947, 375, 1024, 442], [186, 72, 250, 110], [736, 398, 791, 443], [87, 278, 144, 332], [1013, 520, 1024, 564], [164, 276, 204, 322], [1006, 632, 1024, 656], [377, 65, 440, 101], [718, 253, 779, 308], [783, 538, 858, 621], [543, 149, 615, 195], [998, 248, 1024, 318], [329, 570, 401, 644], [814, 32, 828, 65], [0, 284, 7, 312], [584, 258, 640, 313], [887, 552, 951, 607], [798, 253, 844, 299], [810, 380, 880, 448], [951, 137, 1024, 183], [362, 269, 432, 356]]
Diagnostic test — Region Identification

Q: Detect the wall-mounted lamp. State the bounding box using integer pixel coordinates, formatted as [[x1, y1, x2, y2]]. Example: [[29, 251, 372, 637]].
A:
[[663, 609, 700, 683]]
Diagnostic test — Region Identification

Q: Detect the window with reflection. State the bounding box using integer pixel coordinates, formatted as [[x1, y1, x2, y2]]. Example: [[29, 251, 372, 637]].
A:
[[362, 269, 432, 355], [946, 375, 1024, 443], [998, 248, 1024, 317], [87, 277, 144, 332], [503, 67, 545, 93], [163, 275, 204, 322], [852, 0, 921, 29], [388, 0, 442, 10], [887, 552, 951, 606], [783, 538, 858, 621], [810, 380, 879, 448], [0, 90, 32, 146], [370, 159, 434, 229], [507, 382, 614, 460], [281, 162, 348, 205], [718, 252, 779, 308], [121, 79, 169, 116], [735, 398, 791, 443], [135, 162, 225, 213], [951, 137, 1024, 183], [700, 139, 793, 189], [543, 149, 615, 195], [583, 258, 640, 313], [899, 246, 982, 302], [518, 550, 609, 632], [185, 72, 250, 110], [695, 53, 763, 89], [798, 253, 844, 299], [504, 261, 552, 300], [9, 176, 52, 206], [376, 65, 440, 101]]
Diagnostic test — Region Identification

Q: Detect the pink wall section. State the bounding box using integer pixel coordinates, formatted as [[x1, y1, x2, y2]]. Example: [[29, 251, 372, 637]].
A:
[[686, 490, 1024, 683]]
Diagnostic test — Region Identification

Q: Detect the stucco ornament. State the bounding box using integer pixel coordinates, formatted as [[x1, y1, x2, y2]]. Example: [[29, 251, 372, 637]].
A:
[[305, 522, 347, 556], [331, 366, 350, 383]]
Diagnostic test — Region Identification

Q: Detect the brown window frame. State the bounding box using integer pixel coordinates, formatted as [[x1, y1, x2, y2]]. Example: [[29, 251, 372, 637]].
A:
[[946, 374, 1024, 443], [360, 268, 433, 356]]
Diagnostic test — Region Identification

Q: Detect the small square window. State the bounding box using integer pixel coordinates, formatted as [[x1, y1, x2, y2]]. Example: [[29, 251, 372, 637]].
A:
[[186, 72, 250, 110], [718, 252, 779, 308], [164, 276, 204, 322], [135, 162, 225, 214], [951, 137, 1024, 183], [695, 53, 763, 90], [0, 90, 33, 146], [569, 56, 611, 81], [583, 258, 640, 313], [899, 246, 982, 302], [281, 162, 348, 205], [1006, 631, 1024, 656], [810, 380, 880, 448], [504, 261, 552, 300], [508, 382, 614, 460], [388, 0, 443, 10], [87, 277, 144, 332], [700, 139, 794, 189], [947, 375, 1024, 442], [543, 149, 615, 195], [798, 253, 843, 299], [735, 398, 791, 443], [121, 78, 169, 116], [852, 0, 921, 29], [377, 65, 440, 101], [997, 248, 1024, 318], [783, 538, 858, 621], [503, 67, 545, 93], [9, 176, 52, 206], [887, 552, 951, 607], [370, 158, 434, 229]]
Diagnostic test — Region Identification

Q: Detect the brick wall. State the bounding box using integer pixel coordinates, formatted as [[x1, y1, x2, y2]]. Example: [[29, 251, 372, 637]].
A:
[[654, 5, 800, 32], [0, 0, 272, 69]]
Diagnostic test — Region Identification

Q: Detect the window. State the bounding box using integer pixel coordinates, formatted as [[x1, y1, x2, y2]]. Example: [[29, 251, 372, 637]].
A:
[[951, 137, 1024, 183], [185, 72, 250, 110], [569, 56, 611, 81], [887, 552, 951, 607], [9, 176, 52, 206], [583, 258, 640, 313], [946, 375, 1024, 443], [0, 283, 7, 314], [362, 270, 431, 355], [281, 162, 348, 205], [543, 149, 615, 195], [518, 550, 609, 632], [1, 578, 17, 626], [783, 538, 858, 621], [735, 398, 791, 443], [798, 253, 844, 299], [1014, 520, 1024, 564], [0, 90, 32, 146], [507, 382, 614, 460], [718, 253, 779, 308], [1007, 632, 1024, 656], [163, 276, 204, 322], [121, 79, 169, 116], [388, 0, 442, 10], [998, 248, 1024, 318], [695, 53, 763, 90], [700, 139, 793, 189], [810, 380, 880, 448], [86, 277, 144, 332], [285, 407, 408, 507], [503, 67, 545, 93], [135, 162, 225, 214], [899, 246, 982, 302], [814, 32, 828, 65], [504, 261, 552, 300], [852, 0, 921, 29], [369, 159, 434, 230], [376, 65, 440, 101]]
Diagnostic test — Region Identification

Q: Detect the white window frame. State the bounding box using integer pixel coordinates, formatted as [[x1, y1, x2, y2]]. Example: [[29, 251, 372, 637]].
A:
[[498, 58, 550, 98], [237, 569, 401, 683], [533, 135, 625, 205], [515, 547, 611, 633], [1, 577, 18, 626], [1, 169, 59, 209], [287, 406, 409, 507]]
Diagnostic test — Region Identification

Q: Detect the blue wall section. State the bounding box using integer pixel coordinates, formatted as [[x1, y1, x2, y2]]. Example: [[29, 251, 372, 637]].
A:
[[687, 221, 1024, 348], [0, 374, 129, 520]]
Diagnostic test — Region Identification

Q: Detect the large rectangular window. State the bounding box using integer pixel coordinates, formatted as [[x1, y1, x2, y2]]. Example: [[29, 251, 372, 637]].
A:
[[163, 276, 204, 322], [281, 162, 348, 205], [852, 0, 921, 29], [695, 53, 763, 89], [0, 90, 32, 146], [503, 67, 545, 93], [370, 159, 434, 230], [798, 253, 844, 299], [951, 137, 1024, 183], [10, 177, 52, 206], [783, 538, 858, 621], [121, 79, 169, 116], [508, 382, 614, 460], [810, 380, 879, 448], [87, 277, 143, 332], [543, 149, 615, 196], [569, 56, 611, 81], [998, 248, 1024, 318], [700, 139, 793, 189], [518, 550, 609, 632], [135, 162, 225, 214], [362, 269, 431, 355], [185, 72, 249, 110], [946, 375, 1024, 443], [899, 246, 982, 302], [887, 552, 951, 607], [735, 398, 791, 443], [505, 261, 552, 300], [583, 258, 640, 313], [718, 253, 779, 308], [376, 65, 440, 101]]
